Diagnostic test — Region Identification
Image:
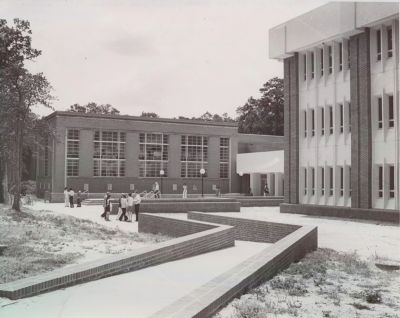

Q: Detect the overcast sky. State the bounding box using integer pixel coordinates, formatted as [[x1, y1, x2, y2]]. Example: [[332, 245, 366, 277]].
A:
[[1, 0, 328, 118]]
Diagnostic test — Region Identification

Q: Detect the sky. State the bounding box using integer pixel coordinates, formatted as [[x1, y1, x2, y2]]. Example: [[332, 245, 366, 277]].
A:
[[1, 0, 328, 118]]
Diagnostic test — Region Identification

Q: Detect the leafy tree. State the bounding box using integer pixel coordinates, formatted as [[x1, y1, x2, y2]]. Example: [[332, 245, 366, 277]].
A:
[[236, 77, 284, 135], [0, 19, 53, 210], [140, 112, 159, 118], [68, 102, 120, 115], [192, 112, 236, 123]]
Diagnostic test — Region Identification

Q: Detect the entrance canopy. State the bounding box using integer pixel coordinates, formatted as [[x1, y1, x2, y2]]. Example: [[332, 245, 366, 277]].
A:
[[236, 150, 284, 174]]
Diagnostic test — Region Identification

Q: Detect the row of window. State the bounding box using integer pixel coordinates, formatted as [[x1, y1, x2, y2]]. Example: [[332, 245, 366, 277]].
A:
[[376, 95, 395, 129], [303, 164, 396, 198], [303, 103, 351, 138], [66, 130, 230, 179]]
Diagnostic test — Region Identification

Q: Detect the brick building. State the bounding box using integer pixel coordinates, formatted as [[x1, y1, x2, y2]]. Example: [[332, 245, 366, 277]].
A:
[[36, 111, 283, 201], [269, 2, 399, 212]]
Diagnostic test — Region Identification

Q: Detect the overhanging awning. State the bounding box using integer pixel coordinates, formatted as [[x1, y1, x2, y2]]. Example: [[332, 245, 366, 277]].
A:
[[236, 150, 284, 174]]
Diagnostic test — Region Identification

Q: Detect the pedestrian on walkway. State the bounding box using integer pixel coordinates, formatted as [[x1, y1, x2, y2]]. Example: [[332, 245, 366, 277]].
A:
[[263, 183, 269, 197], [127, 192, 134, 222], [64, 187, 69, 207], [133, 191, 141, 222], [182, 183, 187, 199], [68, 188, 75, 208], [101, 192, 110, 218], [119, 194, 128, 221], [76, 190, 82, 207], [104, 193, 112, 221]]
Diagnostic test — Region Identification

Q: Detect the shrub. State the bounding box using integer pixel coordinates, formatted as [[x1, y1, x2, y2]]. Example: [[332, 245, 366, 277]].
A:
[[365, 290, 383, 304]]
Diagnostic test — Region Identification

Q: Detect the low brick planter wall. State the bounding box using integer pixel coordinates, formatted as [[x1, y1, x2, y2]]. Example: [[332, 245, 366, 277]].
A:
[[188, 212, 300, 243], [149, 214, 317, 318], [0, 214, 234, 300], [236, 197, 284, 207], [110, 200, 240, 214], [280, 203, 400, 224]]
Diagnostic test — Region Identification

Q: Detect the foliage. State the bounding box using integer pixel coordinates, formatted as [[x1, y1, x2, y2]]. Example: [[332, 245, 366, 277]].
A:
[[140, 111, 159, 118], [68, 102, 120, 115], [236, 77, 284, 135], [174, 112, 236, 123]]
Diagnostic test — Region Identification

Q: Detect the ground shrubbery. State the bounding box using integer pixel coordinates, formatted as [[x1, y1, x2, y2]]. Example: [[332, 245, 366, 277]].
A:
[[215, 248, 400, 318], [0, 205, 169, 284]]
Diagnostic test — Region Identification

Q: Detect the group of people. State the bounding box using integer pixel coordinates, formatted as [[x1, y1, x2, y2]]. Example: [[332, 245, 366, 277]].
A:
[[100, 191, 142, 222], [63, 187, 83, 208]]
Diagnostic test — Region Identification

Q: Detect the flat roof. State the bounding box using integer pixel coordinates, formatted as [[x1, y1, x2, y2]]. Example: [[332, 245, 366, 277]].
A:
[[45, 111, 238, 128]]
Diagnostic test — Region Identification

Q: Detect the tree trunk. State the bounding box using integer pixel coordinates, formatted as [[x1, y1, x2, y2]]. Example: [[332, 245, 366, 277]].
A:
[[1, 161, 9, 205], [12, 118, 23, 212]]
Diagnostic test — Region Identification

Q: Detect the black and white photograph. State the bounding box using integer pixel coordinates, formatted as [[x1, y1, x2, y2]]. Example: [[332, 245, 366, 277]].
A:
[[0, 0, 399, 317]]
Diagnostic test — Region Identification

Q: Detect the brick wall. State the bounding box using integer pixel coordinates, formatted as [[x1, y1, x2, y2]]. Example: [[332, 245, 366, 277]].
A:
[[149, 218, 317, 318], [0, 214, 234, 300], [188, 212, 300, 243], [236, 197, 284, 207], [280, 203, 399, 223]]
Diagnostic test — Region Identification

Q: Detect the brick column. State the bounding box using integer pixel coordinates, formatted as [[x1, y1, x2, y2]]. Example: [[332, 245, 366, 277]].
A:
[[126, 132, 139, 177], [350, 29, 372, 209], [283, 54, 299, 204], [168, 134, 181, 178], [79, 130, 93, 177], [208, 136, 219, 178]]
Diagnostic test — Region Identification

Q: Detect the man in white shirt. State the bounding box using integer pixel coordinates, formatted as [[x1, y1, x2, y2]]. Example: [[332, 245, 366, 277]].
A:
[[64, 187, 69, 207], [127, 193, 134, 222], [119, 194, 128, 221], [133, 191, 142, 222], [68, 188, 75, 208]]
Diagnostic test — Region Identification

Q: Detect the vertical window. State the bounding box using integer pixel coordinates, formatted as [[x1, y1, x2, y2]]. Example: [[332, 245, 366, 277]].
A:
[[347, 39, 351, 69], [377, 29, 382, 61], [321, 107, 325, 135], [303, 54, 307, 81], [220, 137, 229, 178], [66, 129, 79, 177], [378, 165, 383, 198], [181, 135, 208, 178], [388, 95, 394, 128], [138, 133, 168, 177], [329, 167, 333, 196], [378, 97, 383, 129], [311, 109, 315, 137], [320, 48, 324, 76], [387, 26, 393, 58], [340, 166, 344, 196], [348, 166, 352, 197], [348, 102, 351, 133], [94, 131, 126, 177], [328, 46, 333, 74], [311, 51, 315, 79], [304, 110, 307, 137], [329, 106, 334, 134], [339, 42, 343, 71], [44, 137, 49, 177], [389, 165, 395, 198], [311, 167, 315, 195], [339, 104, 344, 133], [320, 167, 325, 196], [304, 168, 307, 195]]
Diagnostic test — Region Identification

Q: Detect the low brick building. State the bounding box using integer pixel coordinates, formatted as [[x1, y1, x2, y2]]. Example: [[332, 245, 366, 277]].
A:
[[36, 111, 283, 202]]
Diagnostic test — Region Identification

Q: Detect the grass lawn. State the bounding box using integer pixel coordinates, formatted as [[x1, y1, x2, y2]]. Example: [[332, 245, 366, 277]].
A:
[[0, 204, 169, 284], [216, 248, 400, 318]]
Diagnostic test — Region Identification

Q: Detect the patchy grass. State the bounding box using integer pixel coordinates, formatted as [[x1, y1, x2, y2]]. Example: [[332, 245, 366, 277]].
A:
[[0, 205, 169, 284], [215, 248, 400, 318]]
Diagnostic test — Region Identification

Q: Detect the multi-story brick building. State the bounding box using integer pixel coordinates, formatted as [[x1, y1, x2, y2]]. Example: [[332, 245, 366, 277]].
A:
[[269, 2, 399, 213], [36, 111, 283, 201]]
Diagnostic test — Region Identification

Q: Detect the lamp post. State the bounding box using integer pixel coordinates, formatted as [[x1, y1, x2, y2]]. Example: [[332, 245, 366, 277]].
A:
[[160, 169, 164, 198], [200, 168, 205, 198]]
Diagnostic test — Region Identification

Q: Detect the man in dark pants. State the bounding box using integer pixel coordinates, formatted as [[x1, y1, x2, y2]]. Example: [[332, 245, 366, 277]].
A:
[[133, 191, 141, 222]]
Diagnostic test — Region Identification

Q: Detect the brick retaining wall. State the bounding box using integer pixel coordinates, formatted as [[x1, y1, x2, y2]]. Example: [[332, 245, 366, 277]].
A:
[[280, 203, 400, 224], [237, 197, 284, 207], [149, 216, 317, 318], [188, 212, 300, 243], [0, 215, 234, 300]]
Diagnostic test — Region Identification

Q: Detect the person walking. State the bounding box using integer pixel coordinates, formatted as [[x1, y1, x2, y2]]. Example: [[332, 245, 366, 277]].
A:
[[182, 183, 187, 199], [127, 192, 134, 222], [68, 188, 75, 208], [101, 192, 110, 218], [119, 194, 128, 221], [154, 182, 160, 198], [104, 193, 112, 221], [76, 190, 82, 207], [133, 191, 141, 222], [263, 183, 269, 197], [64, 187, 69, 207]]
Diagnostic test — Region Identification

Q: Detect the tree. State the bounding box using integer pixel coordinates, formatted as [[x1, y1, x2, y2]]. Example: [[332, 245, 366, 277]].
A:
[[0, 19, 53, 211], [236, 77, 284, 135], [68, 102, 120, 115], [140, 112, 159, 118]]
